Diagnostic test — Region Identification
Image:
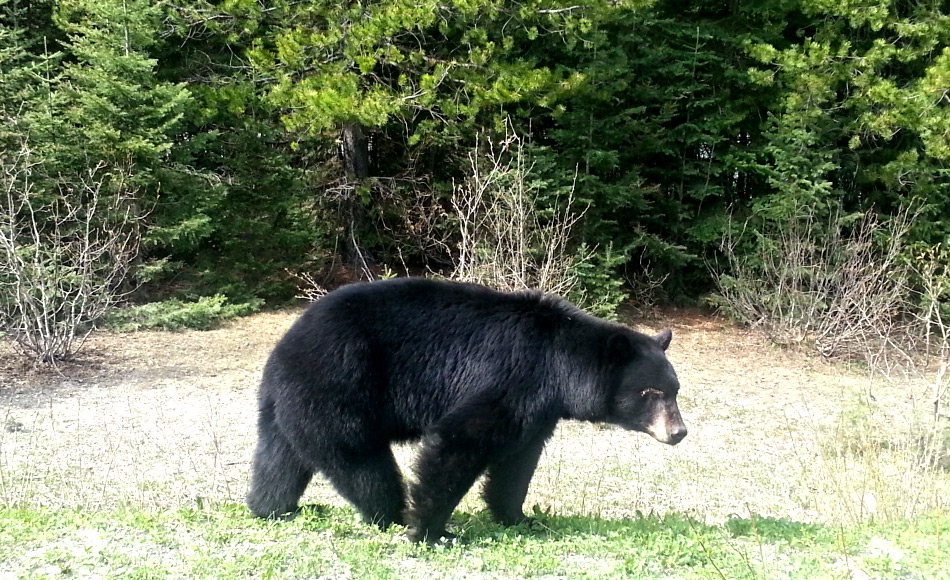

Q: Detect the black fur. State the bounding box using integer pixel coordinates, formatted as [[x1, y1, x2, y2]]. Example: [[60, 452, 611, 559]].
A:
[[246, 278, 685, 542]]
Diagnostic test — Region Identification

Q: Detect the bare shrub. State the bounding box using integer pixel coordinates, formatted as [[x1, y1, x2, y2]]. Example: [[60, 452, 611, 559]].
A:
[[451, 124, 588, 296], [907, 245, 950, 480], [293, 123, 633, 313], [711, 205, 918, 362], [0, 143, 142, 363], [292, 125, 632, 316], [912, 245, 950, 416], [624, 260, 669, 316], [712, 203, 948, 420]]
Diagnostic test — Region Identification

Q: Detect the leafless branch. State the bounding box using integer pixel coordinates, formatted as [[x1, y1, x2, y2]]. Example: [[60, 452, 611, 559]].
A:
[[450, 119, 588, 296]]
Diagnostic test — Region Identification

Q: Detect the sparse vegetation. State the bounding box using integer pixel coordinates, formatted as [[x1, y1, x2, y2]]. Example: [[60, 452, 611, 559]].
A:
[[0, 144, 143, 363], [709, 203, 949, 525], [709, 205, 919, 361]]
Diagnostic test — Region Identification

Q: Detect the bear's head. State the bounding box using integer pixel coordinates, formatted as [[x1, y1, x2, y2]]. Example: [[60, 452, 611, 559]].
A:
[[607, 328, 687, 445]]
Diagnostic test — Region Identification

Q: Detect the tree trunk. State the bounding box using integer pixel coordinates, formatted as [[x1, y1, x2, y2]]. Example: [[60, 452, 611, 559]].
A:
[[342, 122, 370, 180], [340, 122, 373, 276]]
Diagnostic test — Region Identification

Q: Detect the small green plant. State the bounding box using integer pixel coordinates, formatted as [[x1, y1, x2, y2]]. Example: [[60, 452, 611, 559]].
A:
[[105, 295, 263, 332], [567, 243, 630, 321]]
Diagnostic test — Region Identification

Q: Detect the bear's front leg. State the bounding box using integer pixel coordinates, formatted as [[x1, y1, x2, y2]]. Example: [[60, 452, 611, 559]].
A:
[[405, 431, 492, 544], [482, 423, 556, 526]]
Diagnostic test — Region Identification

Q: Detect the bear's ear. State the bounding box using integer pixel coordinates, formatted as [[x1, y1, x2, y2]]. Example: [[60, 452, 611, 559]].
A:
[[653, 328, 673, 351]]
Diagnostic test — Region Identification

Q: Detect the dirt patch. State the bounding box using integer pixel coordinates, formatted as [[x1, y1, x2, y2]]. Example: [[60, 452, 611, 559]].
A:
[[1, 308, 945, 526]]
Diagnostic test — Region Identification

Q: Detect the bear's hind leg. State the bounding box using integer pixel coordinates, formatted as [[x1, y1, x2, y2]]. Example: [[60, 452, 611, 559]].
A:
[[319, 444, 407, 529], [247, 406, 314, 519]]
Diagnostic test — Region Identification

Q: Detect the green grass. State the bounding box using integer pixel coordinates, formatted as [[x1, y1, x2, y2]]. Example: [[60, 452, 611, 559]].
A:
[[1, 503, 946, 580]]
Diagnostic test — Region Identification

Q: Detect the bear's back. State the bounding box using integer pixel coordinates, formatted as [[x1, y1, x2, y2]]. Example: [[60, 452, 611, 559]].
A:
[[301, 278, 560, 340], [267, 279, 590, 429]]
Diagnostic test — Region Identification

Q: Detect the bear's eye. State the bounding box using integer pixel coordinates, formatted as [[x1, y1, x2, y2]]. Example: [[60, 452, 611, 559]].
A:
[[641, 388, 664, 397]]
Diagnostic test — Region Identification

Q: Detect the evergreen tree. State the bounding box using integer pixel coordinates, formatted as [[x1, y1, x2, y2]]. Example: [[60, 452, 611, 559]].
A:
[[144, 1, 333, 301], [747, 0, 950, 239], [6, 0, 946, 307], [0, 0, 60, 143], [522, 2, 780, 297], [37, 0, 191, 198], [236, 0, 589, 269]]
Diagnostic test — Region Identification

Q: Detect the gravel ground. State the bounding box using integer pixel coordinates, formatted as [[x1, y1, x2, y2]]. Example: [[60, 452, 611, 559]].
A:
[[1, 307, 946, 525]]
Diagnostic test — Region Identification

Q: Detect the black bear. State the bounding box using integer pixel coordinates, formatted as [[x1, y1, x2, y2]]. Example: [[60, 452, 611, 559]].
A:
[[247, 278, 686, 542]]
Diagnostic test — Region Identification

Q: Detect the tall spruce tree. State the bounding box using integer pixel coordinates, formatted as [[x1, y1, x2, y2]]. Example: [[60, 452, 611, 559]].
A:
[[1, 0, 194, 360], [39, 0, 191, 198], [144, 0, 333, 301], [518, 2, 780, 297], [0, 0, 60, 144]]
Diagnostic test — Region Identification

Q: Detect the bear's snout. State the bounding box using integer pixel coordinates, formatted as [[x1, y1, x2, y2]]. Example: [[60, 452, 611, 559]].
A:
[[644, 403, 688, 445], [667, 424, 687, 445], [648, 422, 687, 445]]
